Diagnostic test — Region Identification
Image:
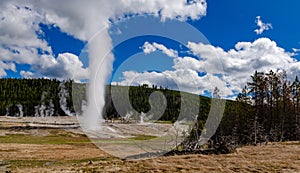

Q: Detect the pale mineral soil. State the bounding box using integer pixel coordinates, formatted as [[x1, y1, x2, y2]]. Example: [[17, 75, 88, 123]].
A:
[[0, 116, 300, 173]]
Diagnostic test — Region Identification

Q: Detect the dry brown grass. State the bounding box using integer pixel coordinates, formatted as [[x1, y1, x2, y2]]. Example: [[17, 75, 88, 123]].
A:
[[2, 142, 300, 173], [0, 118, 300, 173]]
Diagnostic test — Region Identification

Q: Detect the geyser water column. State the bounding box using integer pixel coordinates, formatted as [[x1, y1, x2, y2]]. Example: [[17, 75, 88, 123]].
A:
[[81, 28, 114, 130]]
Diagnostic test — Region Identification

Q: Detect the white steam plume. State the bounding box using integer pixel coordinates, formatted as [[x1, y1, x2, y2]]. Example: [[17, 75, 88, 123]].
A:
[[59, 82, 74, 116], [34, 91, 54, 117], [5, 107, 9, 116], [17, 104, 23, 117], [83, 29, 114, 128]]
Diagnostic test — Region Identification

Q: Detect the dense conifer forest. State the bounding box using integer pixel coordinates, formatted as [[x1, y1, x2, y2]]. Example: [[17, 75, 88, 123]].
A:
[[0, 78, 74, 117]]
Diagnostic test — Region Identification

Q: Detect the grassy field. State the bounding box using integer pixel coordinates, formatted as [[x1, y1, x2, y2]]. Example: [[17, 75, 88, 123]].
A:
[[0, 119, 300, 172]]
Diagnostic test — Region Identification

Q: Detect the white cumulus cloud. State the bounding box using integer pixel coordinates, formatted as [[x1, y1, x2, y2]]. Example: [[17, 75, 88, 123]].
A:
[[188, 37, 299, 93], [116, 38, 300, 99], [32, 53, 89, 81]]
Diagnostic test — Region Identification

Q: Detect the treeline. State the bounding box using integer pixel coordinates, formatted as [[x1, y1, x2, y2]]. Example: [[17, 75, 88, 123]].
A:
[[203, 70, 299, 148], [103, 84, 210, 122], [0, 79, 211, 122], [238, 70, 298, 142], [0, 78, 73, 116]]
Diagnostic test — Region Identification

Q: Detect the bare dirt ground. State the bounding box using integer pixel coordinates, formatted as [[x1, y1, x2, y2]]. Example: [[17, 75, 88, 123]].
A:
[[0, 116, 300, 173]]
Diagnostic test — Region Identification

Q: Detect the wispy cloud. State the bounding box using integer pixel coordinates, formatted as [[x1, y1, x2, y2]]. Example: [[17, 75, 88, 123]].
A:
[[254, 16, 272, 35], [142, 42, 178, 58], [292, 48, 300, 52]]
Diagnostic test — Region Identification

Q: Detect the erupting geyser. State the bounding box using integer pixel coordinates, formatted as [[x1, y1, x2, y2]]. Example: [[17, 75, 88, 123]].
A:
[[81, 29, 114, 130]]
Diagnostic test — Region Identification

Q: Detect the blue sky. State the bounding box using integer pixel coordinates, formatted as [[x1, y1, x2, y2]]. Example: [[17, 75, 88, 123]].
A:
[[1, 0, 300, 98], [195, 0, 300, 52]]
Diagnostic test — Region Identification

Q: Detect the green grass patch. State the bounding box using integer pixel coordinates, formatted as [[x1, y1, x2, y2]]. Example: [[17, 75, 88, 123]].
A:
[[128, 135, 156, 141], [92, 135, 156, 144], [154, 120, 173, 124], [0, 133, 91, 145]]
